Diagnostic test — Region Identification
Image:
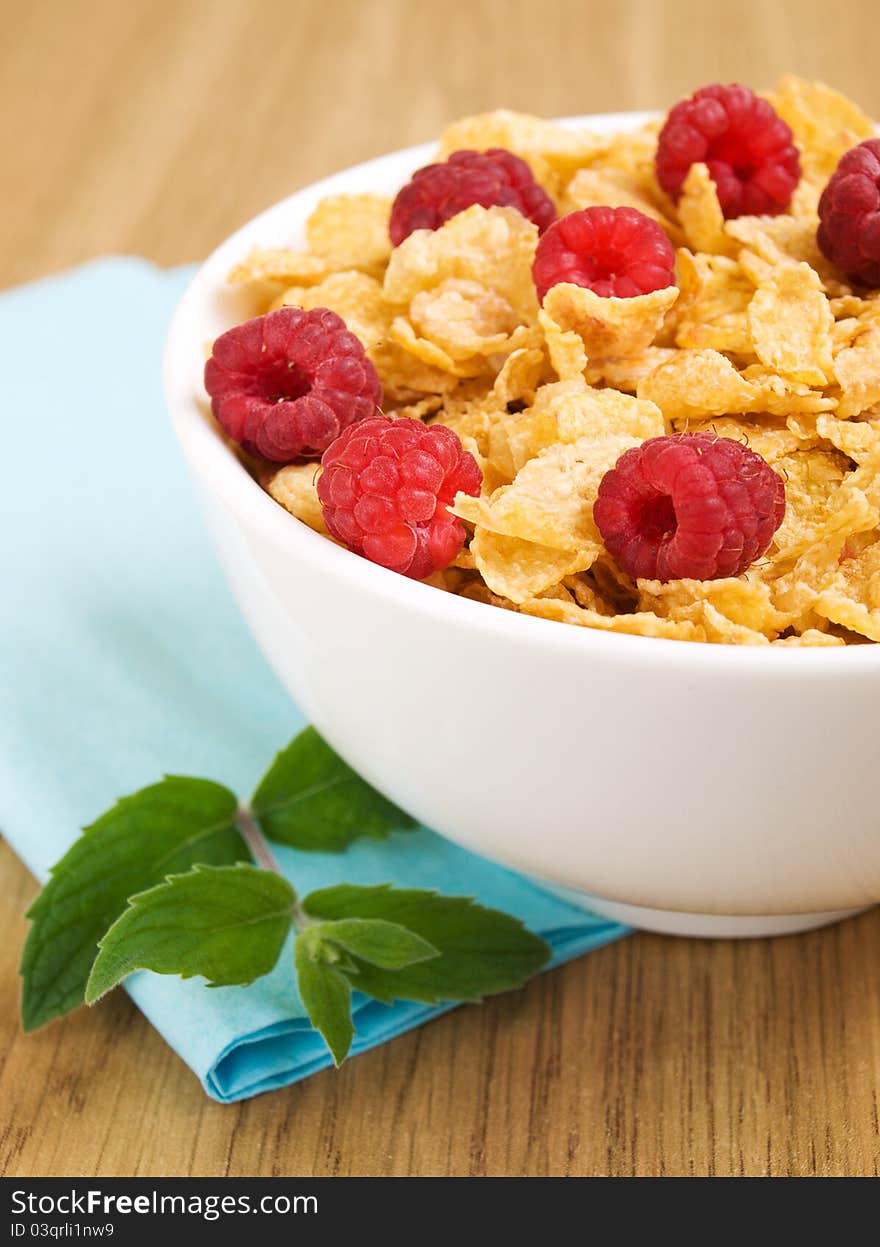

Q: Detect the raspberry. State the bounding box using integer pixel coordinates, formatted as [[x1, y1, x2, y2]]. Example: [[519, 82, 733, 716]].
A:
[[389, 148, 556, 246], [818, 140, 880, 287], [204, 307, 382, 462], [593, 433, 785, 582], [532, 206, 676, 301], [655, 84, 800, 218], [317, 416, 482, 579]]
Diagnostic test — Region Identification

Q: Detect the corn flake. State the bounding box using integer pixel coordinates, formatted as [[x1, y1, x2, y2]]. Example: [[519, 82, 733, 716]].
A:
[[673, 250, 753, 354], [455, 433, 640, 554], [305, 194, 392, 274], [744, 366, 837, 416], [564, 167, 684, 243], [410, 279, 519, 361], [770, 449, 852, 558], [773, 629, 845, 646], [470, 530, 590, 602], [638, 575, 792, 638], [274, 270, 390, 350], [690, 415, 805, 464], [389, 316, 486, 377], [833, 325, 880, 419], [769, 75, 875, 184], [383, 205, 538, 317], [542, 282, 678, 358], [488, 381, 663, 478], [493, 346, 546, 404], [677, 164, 733, 256], [638, 349, 758, 423], [265, 464, 327, 535], [696, 603, 772, 645], [815, 538, 880, 640], [438, 110, 614, 195], [584, 347, 678, 391], [747, 262, 834, 385], [725, 213, 845, 293], [519, 596, 704, 641], [538, 308, 587, 380]]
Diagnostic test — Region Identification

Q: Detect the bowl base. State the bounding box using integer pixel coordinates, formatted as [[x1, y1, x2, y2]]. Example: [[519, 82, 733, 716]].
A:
[[544, 886, 873, 938]]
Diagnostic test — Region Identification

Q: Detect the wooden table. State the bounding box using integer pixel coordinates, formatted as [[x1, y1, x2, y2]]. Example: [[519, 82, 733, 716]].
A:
[[2, 0, 879, 1178]]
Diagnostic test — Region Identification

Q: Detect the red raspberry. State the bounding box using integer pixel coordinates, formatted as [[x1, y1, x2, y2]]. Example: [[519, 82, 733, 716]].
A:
[[204, 307, 382, 462], [593, 433, 785, 582], [818, 140, 880, 287], [317, 416, 482, 579], [655, 84, 800, 218], [532, 206, 676, 301], [389, 148, 556, 246]]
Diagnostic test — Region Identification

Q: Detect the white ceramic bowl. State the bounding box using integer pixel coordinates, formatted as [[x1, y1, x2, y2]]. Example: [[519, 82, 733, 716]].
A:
[[164, 113, 880, 939]]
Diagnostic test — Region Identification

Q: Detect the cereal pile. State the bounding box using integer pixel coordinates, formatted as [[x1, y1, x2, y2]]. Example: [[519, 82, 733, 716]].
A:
[[209, 77, 880, 646]]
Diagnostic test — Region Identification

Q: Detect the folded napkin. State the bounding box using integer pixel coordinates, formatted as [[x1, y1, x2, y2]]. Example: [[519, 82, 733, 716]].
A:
[[0, 259, 627, 1101]]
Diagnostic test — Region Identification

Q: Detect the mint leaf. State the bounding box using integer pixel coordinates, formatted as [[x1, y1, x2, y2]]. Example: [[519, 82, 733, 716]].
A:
[[85, 864, 295, 1003], [20, 777, 248, 1030], [251, 727, 417, 851], [303, 884, 551, 1004], [309, 918, 439, 970], [294, 936, 354, 1065]]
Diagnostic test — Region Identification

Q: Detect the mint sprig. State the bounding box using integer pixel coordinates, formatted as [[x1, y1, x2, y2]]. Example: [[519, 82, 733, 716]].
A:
[[252, 727, 417, 850], [19, 727, 551, 1065], [20, 778, 247, 1031], [85, 865, 297, 1003], [293, 940, 354, 1066], [304, 918, 439, 970], [303, 884, 552, 1005]]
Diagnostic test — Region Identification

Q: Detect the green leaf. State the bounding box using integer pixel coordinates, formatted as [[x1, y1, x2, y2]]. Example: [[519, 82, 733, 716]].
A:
[[20, 777, 248, 1030], [294, 935, 354, 1065], [85, 864, 295, 1003], [251, 727, 417, 851], [309, 918, 439, 970], [303, 884, 551, 1005]]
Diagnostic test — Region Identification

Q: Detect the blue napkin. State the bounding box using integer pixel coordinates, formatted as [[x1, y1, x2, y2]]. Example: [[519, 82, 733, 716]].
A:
[[0, 258, 627, 1102]]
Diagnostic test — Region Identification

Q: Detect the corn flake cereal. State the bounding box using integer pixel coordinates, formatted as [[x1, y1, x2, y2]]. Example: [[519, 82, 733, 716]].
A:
[[220, 78, 880, 647], [229, 247, 335, 286]]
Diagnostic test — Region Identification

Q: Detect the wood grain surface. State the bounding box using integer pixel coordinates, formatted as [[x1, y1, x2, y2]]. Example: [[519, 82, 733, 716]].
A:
[[2, 0, 879, 1178]]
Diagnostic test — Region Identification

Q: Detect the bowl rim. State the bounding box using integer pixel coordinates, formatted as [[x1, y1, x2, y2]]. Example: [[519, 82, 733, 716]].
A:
[[163, 109, 880, 674]]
